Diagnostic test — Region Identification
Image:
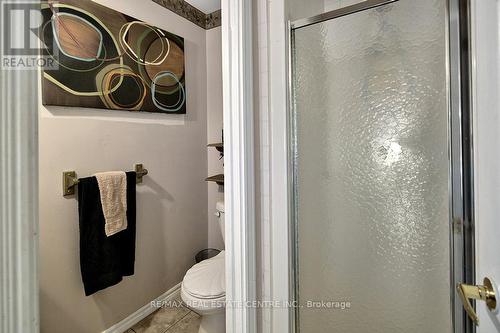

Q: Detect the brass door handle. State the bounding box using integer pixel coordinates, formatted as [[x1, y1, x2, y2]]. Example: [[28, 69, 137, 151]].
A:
[[457, 277, 497, 325]]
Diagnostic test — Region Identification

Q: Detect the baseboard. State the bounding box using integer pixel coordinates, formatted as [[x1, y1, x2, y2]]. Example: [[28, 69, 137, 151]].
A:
[[102, 282, 181, 333]]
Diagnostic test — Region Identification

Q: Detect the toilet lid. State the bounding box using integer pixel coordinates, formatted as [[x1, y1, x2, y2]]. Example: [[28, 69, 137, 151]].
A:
[[182, 251, 225, 299]]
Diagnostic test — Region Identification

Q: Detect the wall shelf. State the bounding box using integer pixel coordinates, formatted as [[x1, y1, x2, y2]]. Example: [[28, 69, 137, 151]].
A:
[[206, 174, 224, 186], [207, 138, 223, 185], [207, 142, 224, 153], [207, 142, 224, 185]]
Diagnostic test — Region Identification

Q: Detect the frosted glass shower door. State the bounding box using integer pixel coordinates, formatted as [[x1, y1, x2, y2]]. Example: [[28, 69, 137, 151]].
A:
[[292, 0, 451, 332]]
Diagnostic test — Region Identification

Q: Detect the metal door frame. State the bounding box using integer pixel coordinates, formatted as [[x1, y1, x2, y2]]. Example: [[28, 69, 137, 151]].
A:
[[286, 1, 475, 332]]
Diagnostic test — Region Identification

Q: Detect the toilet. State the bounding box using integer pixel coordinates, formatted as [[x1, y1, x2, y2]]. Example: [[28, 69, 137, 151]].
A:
[[181, 201, 226, 333]]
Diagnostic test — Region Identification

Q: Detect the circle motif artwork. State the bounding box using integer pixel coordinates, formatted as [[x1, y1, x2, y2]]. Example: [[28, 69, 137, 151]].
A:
[[41, 0, 186, 114]]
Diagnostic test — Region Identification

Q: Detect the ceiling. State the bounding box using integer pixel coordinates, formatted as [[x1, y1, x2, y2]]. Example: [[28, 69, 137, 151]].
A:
[[184, 0, 221, 14]]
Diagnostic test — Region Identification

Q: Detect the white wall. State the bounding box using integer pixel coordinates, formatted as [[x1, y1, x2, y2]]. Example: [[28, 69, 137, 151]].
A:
[[472, 0, 500, 331], [39, 1, 221, 332], [287, 0, 363, 21], [253, 0, 271, 331], [206, 26, 224, 250]]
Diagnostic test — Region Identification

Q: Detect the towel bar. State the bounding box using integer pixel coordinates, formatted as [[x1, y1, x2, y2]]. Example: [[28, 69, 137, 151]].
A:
[[62, 164, 148, 197]]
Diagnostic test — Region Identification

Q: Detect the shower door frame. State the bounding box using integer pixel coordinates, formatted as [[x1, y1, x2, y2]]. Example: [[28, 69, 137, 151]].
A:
[[286, 0, 475, 332]]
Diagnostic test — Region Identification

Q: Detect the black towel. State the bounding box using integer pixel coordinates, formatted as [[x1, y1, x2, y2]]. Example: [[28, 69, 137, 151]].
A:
[[77, 171, 136, 296]]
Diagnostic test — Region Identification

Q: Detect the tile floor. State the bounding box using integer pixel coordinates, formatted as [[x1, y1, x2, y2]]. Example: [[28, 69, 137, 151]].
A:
[[126, 298, 201, 333]]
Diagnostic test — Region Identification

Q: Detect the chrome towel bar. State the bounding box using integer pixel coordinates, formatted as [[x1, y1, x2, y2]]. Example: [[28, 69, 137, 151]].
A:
[[62, 163, 148, 197]]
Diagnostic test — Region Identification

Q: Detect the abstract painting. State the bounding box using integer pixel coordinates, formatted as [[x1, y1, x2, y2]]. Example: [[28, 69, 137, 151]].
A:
[[40, 0, 186, 114]]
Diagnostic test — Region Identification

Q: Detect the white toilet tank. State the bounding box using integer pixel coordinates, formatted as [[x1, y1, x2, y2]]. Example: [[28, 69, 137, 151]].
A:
[[216, 201, 225, 244]]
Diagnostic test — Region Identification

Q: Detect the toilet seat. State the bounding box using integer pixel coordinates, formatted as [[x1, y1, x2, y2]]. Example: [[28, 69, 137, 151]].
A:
[[181, 251, 225, 314], [181, 288, 225, 314], [183, 250, 225, 299]]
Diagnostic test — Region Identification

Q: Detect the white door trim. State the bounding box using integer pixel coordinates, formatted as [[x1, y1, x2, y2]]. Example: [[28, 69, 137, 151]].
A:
[[267, 0, 292, 332], [0, 6, 40, 332], [469, 0, 500, 330], [221, 0, 257, 332]]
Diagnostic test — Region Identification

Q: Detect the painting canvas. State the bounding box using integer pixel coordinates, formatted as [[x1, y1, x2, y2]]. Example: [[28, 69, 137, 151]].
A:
[[40, 0, 186, 114]]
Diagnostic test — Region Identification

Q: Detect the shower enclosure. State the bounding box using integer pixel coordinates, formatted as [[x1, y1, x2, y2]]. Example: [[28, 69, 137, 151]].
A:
[[289, 0, 473, 332]]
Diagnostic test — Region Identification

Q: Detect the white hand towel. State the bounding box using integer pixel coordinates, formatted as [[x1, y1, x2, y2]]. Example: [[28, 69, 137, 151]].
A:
[[93, 171, 128, 237]]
